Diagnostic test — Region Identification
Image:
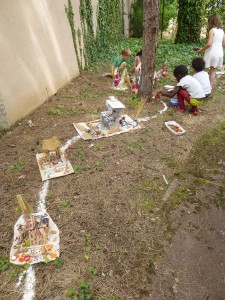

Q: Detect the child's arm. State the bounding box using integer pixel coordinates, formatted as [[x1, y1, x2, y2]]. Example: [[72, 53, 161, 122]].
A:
[[223, 33, 225, 47], [196, 29, 214, 53], [160, 86, 181, 98]]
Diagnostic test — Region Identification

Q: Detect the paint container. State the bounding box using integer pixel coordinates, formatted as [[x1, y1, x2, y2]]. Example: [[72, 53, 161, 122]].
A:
[[170, 98, 178, 106]]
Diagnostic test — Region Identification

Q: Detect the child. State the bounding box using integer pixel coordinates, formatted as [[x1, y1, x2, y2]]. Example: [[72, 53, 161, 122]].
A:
[[134, 49, 142, 77], [159, 65, 205, 115], [196, 13, 225, 88], [192, 57, 212, 97], [111, 48, 131, 79]]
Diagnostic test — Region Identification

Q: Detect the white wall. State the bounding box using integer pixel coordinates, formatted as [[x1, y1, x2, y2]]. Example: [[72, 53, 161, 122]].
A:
[[0, 0, 130, 129]]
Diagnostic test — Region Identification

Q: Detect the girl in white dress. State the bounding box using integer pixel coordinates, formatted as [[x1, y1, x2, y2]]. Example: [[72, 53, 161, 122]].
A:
[[196, 13, 225, 88]]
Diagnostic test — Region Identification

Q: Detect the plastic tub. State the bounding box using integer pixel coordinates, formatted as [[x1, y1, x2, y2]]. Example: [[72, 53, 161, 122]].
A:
[[164, 121, 185, 136]]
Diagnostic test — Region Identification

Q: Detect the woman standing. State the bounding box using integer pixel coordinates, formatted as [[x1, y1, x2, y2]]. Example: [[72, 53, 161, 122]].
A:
[[196, 13, 225, 88]]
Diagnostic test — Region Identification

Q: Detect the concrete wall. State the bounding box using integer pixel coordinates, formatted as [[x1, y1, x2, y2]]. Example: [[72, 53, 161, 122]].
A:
[[0, 0, 130, 129]]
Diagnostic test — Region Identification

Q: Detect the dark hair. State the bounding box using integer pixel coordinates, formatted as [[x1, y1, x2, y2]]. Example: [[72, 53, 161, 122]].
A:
[[136, 49, 142, 56], [173, 65, 188, 77], [192, 57, 205, 72]]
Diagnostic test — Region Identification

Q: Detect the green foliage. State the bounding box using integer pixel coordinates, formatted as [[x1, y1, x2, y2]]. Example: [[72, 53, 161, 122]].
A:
[[66, 0, 124, 70], [7, 161, 24, 173], [129, 94, 139, 108], [159, 0, 177, 32], [65, 0, 83, 72], [130, 0, 143, 38], [175, 0, 202, 43], [53, 258, 64, 268], [67, 282, 93, 300], [204, 0, 225, 24], [87, 265, 97, 275], [0, 257, 9, 273]]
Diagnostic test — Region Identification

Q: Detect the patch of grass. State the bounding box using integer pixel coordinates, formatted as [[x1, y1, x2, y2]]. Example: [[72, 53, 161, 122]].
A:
[[53, 258, 64, 268], [67, 281, 93, 300], [73, 165, 86, 174], [7, 161, 24, 173], [194, 177, 209, 185], [62, 199, 71, 208], [161, 155, 178, 168], [95, 161, 103, 169], [87, 265, 97, 275], [48, 105, 65, 115], [0, 257, 9, 273], [67, 106, 79, 115], [129, 94, 139, 108]]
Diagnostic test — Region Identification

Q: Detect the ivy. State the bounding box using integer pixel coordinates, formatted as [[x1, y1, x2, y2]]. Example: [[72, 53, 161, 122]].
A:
[[65, 0, 82, 72], [65, 0, 124, 71], [175, 0, 203, 44]]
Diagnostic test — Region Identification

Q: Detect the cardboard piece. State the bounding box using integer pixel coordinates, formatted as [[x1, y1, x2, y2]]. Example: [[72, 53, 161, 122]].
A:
[[74, 114, 141, 140], [10, 196, 59, 265], [36, 136, 74, 181], [73, 97, 141, 140]]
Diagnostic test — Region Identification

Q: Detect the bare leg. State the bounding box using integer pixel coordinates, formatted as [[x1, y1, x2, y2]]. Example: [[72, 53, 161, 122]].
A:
[[209, 67, 216, 88]]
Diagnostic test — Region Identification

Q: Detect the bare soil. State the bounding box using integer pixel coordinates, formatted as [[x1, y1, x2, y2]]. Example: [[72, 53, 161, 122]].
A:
[[0, 68, 225, 300]]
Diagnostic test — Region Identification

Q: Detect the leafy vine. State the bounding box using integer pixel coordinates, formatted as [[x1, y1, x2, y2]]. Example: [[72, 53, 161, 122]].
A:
[[65, 0, 124, 71]]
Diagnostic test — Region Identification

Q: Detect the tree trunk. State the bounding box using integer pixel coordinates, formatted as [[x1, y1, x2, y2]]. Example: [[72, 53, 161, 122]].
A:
[[139, 0, 159, 100]]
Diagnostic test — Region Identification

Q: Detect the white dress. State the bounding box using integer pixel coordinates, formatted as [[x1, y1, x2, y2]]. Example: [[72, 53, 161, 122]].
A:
[[204, 28, 224, 68]]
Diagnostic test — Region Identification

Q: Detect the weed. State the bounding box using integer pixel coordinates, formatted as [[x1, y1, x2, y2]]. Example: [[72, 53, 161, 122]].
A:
[[87, 265, 97, 275], [161, 155, 178, 168], [48, 105, 65, 115], [67, 282, 93, 300], [62, 199, 71, 208], [77, 150, 85, 158], [129, 94, 139, 108], [0, 257, 9, 273], [129, 142, 135, 153], [67, 107, 79, 115], [194, 177, 209, 185], [95, 161, 103, 168], [73, 165, 86, 174], [7, 161, 24, 173], [167, 108, 175, 115], [53, 258, 64, 268]]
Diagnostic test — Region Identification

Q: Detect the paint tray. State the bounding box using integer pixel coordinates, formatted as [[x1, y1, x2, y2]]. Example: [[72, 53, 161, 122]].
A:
[[164, 121, 185, 136]]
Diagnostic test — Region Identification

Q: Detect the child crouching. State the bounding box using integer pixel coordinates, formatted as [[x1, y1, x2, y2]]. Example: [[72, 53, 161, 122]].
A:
[[159, 65, 205, 115]]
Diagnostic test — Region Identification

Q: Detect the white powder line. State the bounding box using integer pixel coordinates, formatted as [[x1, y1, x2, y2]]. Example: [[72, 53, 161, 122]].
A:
[[37, 180, 50, 213], [16, 267, 36, 300], [137, 100, 168, 122], [16, 270, 26, 288], [60, 135, 81, 151], [159, 100, 168, 114], [22, 266, 36, 300]]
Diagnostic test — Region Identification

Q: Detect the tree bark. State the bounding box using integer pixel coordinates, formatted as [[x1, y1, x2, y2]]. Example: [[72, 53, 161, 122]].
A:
[[139, 0, 159, 100]]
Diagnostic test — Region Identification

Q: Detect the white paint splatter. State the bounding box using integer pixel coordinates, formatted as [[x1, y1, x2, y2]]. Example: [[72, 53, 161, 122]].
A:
[[16, 267, 36, 300], [37, 180, 50, 213], [60, 135, 81, 151]]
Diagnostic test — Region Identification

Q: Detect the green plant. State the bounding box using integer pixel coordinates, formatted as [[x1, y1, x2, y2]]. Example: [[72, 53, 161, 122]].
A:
[[87, 265, 97, 275], [0, 257, 9, 273], [7, 161, 24, 173], [129, 94, 139, 108], [67, 282, 93, 300], [53, 258, 64, 268], [73, 165, 86, 174], [48, 105, 65, 116], [62, 199, 71, 208], [95, 161, 102, 168]]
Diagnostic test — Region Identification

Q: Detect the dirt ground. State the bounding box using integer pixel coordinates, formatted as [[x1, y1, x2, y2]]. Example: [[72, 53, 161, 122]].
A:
[[0, 67, 225, 300]]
